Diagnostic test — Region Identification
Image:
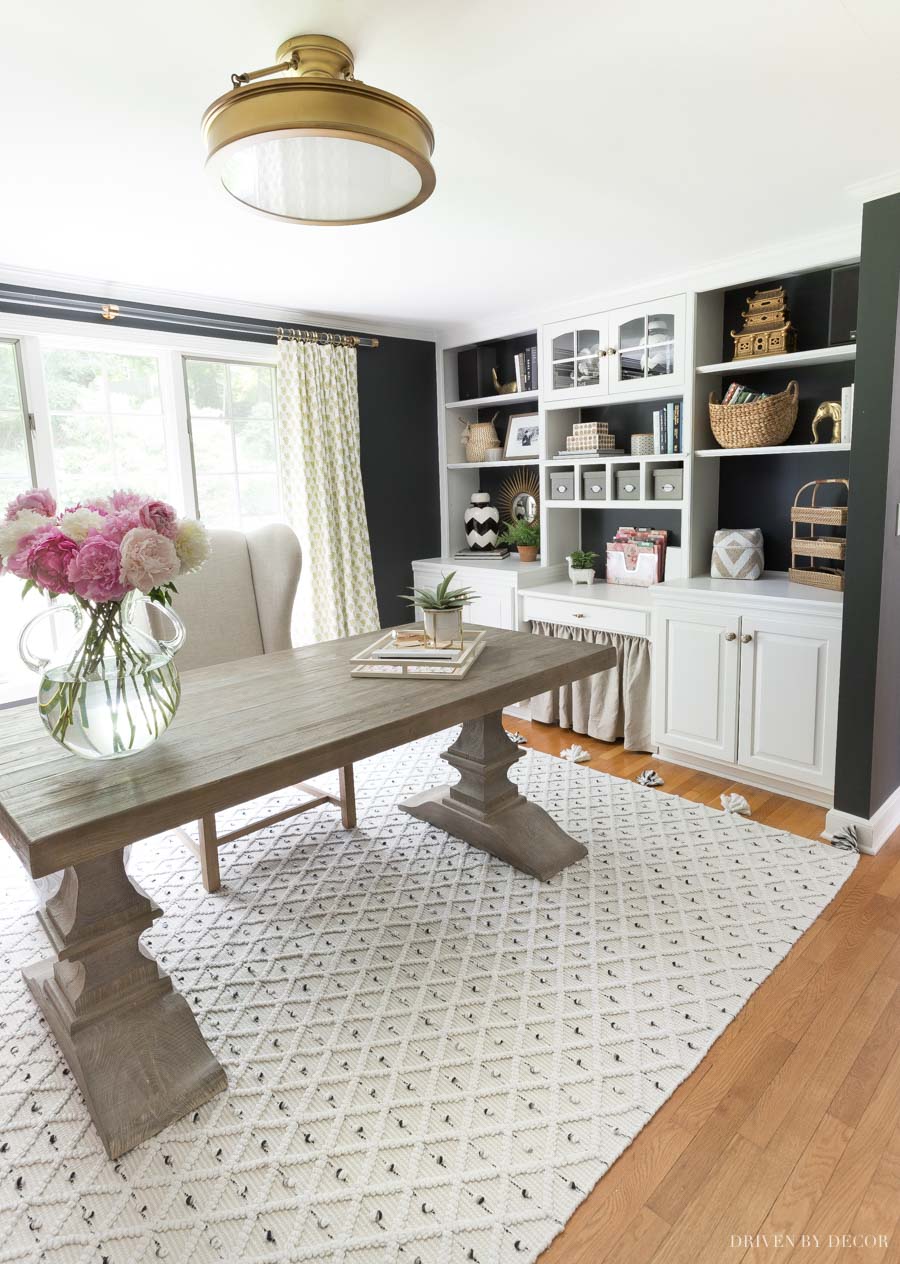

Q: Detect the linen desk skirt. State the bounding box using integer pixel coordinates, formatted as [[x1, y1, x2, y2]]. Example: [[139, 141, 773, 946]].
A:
[[529, 619, 652, 752]]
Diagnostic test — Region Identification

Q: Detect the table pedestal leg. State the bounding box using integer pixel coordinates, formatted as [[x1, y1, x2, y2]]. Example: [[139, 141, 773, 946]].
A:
[[23, 850, 227, 1159], [401, 710, 588, 880]]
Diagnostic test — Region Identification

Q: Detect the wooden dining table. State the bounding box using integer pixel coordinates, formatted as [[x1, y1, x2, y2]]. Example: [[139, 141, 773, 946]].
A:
[[0, 625, 614, 1159]]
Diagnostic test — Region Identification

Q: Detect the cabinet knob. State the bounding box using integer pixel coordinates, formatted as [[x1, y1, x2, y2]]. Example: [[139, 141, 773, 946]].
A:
[[608, 346, 617, 355], [725, 632, 737, 641], [741, 633, 753, 643]]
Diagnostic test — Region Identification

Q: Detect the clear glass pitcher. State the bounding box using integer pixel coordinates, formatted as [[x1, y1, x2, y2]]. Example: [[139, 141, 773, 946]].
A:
[[18, 592, 186, 760]]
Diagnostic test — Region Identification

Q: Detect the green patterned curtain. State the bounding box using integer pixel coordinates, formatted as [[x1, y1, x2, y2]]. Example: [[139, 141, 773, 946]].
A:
[[277, 338, 380, 641]]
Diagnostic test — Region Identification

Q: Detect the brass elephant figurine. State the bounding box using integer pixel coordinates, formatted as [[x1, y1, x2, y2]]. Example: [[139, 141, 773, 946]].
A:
[[811, 401, 843, 444]]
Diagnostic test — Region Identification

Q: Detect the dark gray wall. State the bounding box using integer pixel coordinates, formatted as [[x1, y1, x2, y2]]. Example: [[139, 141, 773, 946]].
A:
[[356, 334, 439, 626], [835, 194, 900, 817]]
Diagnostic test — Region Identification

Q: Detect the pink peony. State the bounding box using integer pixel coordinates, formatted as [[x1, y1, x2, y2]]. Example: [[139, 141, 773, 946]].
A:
[[119, 526, 179, 594], [100, 510, 141, 543], [7, 526, 79, 594], [138, 499, 178, 539], [68, 535, 130, 603], [108, 489, 147, 513], [5, 488, 56, 520]]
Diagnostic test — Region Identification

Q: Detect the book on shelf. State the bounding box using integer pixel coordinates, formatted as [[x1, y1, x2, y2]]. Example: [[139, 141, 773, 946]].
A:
[[555, 449, 624, 458], [512, 347, 539, 392], [841, 383, 854, 443], [722, 381, 769, 406], [651, 402, 681, 454], [453, 546, 510, 560]]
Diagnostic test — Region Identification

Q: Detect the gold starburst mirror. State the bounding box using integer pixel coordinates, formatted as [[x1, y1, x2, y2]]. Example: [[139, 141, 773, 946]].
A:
[[498, 468, 540, 526]]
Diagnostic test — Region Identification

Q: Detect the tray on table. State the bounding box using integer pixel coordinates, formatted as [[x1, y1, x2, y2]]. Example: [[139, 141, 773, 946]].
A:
[[350, 628, 487, 680]]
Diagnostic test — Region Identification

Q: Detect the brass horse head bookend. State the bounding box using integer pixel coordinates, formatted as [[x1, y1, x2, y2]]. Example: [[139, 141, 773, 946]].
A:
[[811, 401, 843, 444]]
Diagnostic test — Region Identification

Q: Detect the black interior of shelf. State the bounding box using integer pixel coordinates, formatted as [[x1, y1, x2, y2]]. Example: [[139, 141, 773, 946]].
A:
[[718, 449, 849, 572], [719, 264, 858, 360], [713, 265, 858, 571], [457, 333, 538, 399], [580, 508, 682, 578], [472, 460, 540, 507], [580, 398, 684, 452]]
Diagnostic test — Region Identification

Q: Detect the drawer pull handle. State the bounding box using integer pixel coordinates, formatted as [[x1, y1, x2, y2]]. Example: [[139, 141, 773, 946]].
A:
[[741, 633, 753, 644], [725, 632, 736, 641], [661, 483, 675, 492], [572, 613, 585, 619], [623, 483, 636, 493], [590, 484, 602, 493]]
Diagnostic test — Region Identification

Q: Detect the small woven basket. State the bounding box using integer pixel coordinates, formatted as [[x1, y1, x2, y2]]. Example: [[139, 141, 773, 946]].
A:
[[709, 380, 799, 449], [461, 414, 501, 462], [789, 478, 849, 592]]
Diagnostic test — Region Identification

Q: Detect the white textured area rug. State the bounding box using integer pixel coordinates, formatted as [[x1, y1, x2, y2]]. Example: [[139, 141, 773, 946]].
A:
[[0, 731, 856, 1264]]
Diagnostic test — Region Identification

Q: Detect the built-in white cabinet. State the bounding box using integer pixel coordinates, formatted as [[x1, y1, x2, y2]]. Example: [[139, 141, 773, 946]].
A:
[[542, 294, 685, 404], [651, 577, 843, 805], [411, 559, 566, 631]]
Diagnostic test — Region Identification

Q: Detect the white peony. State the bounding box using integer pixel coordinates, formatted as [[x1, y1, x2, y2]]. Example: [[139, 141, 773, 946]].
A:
[[58, 507, 105, 543], [174, 518, 211, 574], [0, 509, 46, 563]]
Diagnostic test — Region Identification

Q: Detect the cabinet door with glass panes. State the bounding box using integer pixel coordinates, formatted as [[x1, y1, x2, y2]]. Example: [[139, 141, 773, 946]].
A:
[[607, 295, 685, 394], [542, 314, 608, 402]]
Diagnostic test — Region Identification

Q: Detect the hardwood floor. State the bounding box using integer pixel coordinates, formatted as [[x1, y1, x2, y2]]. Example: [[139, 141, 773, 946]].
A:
[[506, 718, 900, 1264]]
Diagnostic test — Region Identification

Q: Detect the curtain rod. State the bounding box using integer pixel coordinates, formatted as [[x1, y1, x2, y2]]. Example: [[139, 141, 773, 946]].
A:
[[0, 287, 379, 348]]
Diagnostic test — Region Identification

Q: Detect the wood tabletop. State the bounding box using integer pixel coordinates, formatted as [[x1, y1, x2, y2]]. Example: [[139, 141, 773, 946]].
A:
[[0, 625, 615, 877]]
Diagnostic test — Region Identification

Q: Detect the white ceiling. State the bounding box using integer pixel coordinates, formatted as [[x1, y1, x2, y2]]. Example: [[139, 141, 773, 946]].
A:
[[0, 0, 896, 334]]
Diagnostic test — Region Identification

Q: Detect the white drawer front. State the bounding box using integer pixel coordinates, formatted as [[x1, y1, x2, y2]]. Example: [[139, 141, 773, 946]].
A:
[[522, 594, 648, 638]]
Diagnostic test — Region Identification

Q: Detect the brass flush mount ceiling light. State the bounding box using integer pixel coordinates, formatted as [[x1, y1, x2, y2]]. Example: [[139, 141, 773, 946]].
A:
[[201, 34, 435, 225]]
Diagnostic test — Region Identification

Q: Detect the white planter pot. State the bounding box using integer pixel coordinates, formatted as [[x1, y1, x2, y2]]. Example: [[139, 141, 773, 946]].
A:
[[568, 566, 596, 585], [423, 608, 462, 646]]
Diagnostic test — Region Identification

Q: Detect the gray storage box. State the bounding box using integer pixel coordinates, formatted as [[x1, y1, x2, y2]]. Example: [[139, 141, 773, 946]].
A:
[[549, 471, 575, 500], [652, 468, 683, 500], [582, 470, 606, 501], [615, 468, 641, 500]]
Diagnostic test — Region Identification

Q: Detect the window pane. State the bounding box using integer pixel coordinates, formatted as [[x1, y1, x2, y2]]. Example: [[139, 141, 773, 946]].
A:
[[196, 473, 238, 526], [185, 358, 281, 529], [43, 348, 172, 507], [0, 344, 32, 498], [0, 342, 22, 410], [230, 364, 275, 419], [186, 360, 226, 416]]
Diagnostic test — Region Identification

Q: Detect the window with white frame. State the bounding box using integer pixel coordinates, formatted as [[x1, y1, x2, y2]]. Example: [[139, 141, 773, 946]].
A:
[[0, 324, 283, 703], [184, 357, 282, 530], [42, 346, 174, 507]]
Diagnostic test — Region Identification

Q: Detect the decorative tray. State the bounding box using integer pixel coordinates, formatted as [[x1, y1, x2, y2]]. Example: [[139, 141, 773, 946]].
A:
[[350, 628, 487, 680]]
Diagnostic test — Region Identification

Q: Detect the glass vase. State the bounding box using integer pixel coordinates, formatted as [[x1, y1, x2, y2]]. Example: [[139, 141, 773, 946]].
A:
[[18, 592, 186, 760]]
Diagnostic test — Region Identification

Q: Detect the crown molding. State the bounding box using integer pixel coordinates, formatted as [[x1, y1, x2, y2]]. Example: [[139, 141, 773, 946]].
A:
[[436, 222, 862, 349], [844, 170, 900, 206], [0, 261, 438, 344]]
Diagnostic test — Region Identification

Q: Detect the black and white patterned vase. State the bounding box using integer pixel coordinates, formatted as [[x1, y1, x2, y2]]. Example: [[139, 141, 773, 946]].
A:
[[464, 491, 500, 551]]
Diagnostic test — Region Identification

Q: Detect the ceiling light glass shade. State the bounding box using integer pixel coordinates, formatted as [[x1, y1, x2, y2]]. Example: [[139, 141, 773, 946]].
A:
[[202, 36, 435, 225]]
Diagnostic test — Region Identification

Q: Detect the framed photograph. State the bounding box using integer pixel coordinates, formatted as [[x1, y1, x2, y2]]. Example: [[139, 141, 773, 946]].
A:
[[503, 412, 541, 460]]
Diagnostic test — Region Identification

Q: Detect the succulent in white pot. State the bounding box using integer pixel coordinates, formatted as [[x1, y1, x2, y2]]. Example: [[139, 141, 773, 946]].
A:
[[567, 549, 597, 585], [401, 571, 479, 647]]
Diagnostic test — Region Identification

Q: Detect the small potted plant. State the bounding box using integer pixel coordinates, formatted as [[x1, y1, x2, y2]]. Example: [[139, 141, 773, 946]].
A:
[[499, 518, 540, 563], [567, 549, 597, 585], [402, 571, 478, 646]]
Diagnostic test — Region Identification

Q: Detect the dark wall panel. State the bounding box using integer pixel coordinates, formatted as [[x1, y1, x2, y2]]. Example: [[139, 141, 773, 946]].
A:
[[356, 335, 439, 626], [835, 194, 900, 818]]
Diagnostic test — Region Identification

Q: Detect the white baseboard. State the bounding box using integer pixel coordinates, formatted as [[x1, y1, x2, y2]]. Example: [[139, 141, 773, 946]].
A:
[[654, 745, 834, 808], [824, 781, 900, 856]]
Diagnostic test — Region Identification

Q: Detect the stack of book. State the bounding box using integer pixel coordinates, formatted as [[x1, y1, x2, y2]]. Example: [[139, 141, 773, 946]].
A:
[[652, 401, 682, 454], [555, 419, 621, 458], [453, 546, 509, 561], [513, 347, 538, 392]]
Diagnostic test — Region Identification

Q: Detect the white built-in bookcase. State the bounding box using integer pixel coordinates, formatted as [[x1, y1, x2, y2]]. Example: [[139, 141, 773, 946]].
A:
[[435, 263, 857, 591]]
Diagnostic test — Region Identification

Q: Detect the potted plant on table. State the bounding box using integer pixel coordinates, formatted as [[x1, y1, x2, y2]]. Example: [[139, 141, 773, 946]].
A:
[[402, 571, 479, 647], [499, 518, 540, 563], [567, 549, 598, 585]]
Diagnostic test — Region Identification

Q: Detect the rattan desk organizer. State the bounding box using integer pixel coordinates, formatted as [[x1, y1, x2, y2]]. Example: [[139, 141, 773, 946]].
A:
[[789, 478, 849, 591], [709, 380, 798, 449]]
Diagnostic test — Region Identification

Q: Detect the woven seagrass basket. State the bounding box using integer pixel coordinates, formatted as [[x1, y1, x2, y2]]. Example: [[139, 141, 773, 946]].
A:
[[709, 380, 799, 449]]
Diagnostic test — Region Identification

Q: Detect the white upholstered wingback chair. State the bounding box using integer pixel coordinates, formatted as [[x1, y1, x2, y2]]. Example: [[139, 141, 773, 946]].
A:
[[163, 524, 355, 892]]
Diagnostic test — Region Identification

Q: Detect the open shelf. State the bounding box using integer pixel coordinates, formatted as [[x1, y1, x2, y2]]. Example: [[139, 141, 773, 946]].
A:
[[446, 459, 536, 470], [546, 499, 683, 511], [696, 443, 851, 458], [545, 453, 686, 466], [445, 390, 539, 409], [696, 345, 856, 375]]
